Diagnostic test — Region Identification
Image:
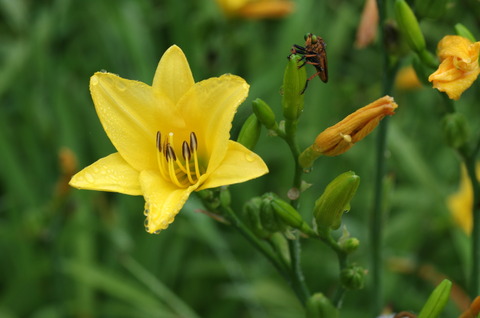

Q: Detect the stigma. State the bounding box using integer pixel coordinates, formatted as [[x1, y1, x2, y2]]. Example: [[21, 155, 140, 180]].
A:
[[155, 131, 203, 187]]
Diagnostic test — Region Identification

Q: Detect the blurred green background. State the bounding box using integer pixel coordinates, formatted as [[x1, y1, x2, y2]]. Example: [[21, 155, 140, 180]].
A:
[[1, 0, 479, 317]]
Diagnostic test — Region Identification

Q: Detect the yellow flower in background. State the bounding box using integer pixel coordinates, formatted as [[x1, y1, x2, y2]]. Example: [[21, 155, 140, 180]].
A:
[[428, 35, 480, 100], [299, 96, 398, 167], [216, 0, 294, 19], [447, 163, 480, 235], [395, 66, 422, 90], [70, 45, 269, 233]]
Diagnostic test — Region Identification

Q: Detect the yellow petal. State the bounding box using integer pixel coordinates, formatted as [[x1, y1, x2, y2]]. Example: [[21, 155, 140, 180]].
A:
[[437, 35, 474, 61], [429, 58, 480, 100], [69, 153, 142, 195], [140, 170, 199, 233], [198, 141, 268, 190], [90, 72, 183, 171], [152, 45, 195, 105], [177, 74, 249, 173]]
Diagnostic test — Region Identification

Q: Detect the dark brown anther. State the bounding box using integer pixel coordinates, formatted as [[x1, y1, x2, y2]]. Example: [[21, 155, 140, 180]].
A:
[[156, 131, 162, 152], [182, 141, 191, 160], [190, 132, 198, 152], [166, 143, 176, 161]]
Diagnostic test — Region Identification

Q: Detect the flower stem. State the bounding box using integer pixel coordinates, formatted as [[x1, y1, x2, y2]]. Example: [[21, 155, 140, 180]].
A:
[[221, 205, 290, 278], [284, 120, 311, 304], [372, 0, 398, 313]]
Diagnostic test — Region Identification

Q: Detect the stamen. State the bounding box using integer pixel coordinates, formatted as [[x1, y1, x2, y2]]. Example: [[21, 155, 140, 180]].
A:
[[190, 132, 201, 178], [168, 158, 184, 187], [166, 143, 176, 161], [182, 141, 195, 184], [156, 131, 162, 152]]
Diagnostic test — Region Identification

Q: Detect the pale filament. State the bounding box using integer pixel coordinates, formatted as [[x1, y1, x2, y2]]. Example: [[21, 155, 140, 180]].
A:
[[155, 131, 202, 187]]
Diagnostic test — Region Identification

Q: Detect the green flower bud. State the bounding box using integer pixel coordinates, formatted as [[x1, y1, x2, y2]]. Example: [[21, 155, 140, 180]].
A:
[[219, 187, 231, 207], [417, 279, 452, 318], [395, 0, 426, 53], [415, 0, 447, 20], [442, 113, 470, 149], [339, 237, 360, 254], [253, 98, 277, 130], [455, 23, 477, 43], [260, 193, 287, 233], [305, 293, 339, 318], [242, 197, 271, 239], [282, 54, 306, 121], [270, 198, 316, 236], [340, 264, 366, 290], [314, 171, 360, 232], [237, 113, 261, 150]]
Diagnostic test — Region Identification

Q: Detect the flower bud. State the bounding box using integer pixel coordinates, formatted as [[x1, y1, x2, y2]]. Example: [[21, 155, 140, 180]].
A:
[[313, 171, 360, 232], [395, 0, 426, 53], [242, 197, 271, 239], [340, 264, 366, 290], [305, 293, 339, 318], [282, 54, 306, 121], [455, 23, 476, 43], [270, 198, 316, 235], [260, 193, 287, 233], [299, 96, 398, 167], [252, 98, 277, 130], [219, 187, 231, 207], [442, 113, 470, 149], [339, 237, 360, 254], [237, 113, 261, 150], [417, 279, 452, 318]]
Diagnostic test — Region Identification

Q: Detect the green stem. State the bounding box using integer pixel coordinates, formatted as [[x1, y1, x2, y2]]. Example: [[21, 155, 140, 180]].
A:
[[285, 120, 311, 304], [372, 0, 398, 314], [221, 205, 290, 278]]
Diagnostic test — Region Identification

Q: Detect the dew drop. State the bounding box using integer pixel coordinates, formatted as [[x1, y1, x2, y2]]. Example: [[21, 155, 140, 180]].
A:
[[116, 81, 126, 91], [245, 153, 255, 162], [85, 173, 94, 183], [303, 167, 313, 174], [91, 76, 99, 86]]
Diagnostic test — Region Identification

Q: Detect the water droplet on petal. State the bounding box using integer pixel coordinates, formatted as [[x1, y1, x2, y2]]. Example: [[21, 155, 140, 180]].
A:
[[245, 153, 255, 162], [85, 173, 94, 183], [116, 81, 126, 91], [91, 76, 99, 85]]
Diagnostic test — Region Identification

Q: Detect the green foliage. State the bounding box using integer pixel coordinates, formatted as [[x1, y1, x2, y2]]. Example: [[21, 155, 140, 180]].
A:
[[0, 0, 478, 317]]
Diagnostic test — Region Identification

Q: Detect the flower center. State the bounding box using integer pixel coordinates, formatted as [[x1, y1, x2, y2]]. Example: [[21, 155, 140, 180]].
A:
[[156, 131, 204, 188]]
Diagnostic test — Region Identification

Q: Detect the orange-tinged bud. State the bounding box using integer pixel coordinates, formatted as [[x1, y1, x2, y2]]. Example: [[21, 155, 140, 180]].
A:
[[299, 96, 398, 167], [428, 35, 480, 100]]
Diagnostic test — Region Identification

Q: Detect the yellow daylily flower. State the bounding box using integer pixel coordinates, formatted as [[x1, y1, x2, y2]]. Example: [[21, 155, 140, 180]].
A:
[[447, 163, 480, 235], [70, 45, 269, 233], [428, 35, 480, 100], [215, 0, 294, 19], [299, 96, 398, 167]]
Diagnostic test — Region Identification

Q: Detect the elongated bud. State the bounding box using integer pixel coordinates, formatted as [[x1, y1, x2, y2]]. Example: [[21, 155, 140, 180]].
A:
[[415, 0, 447, 20], [270, 198, 316, 235], [395, 0, 426, 53], [282, 54, 306, 121], [299, 96, 398, 167], [260, 193, 287, 233], [314, 171, 360, 232], [340, 264, 366, 290], [237, 113, 261, 150], [455, 23, 476, 43], [242, 197, 271, 239], [253, 98, 277, 130], [442, 113, 470, 149], [305, 293, 339, 318], [417, 279, 452, 318]]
